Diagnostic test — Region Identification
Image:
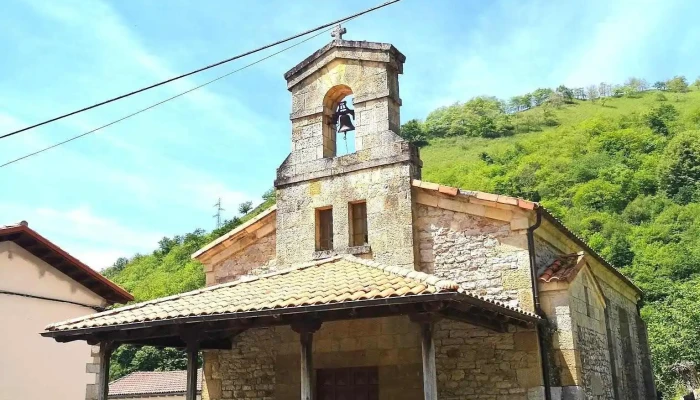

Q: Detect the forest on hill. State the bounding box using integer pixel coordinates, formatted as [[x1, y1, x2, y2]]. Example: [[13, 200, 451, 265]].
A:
[[103, 75, 700, 394]]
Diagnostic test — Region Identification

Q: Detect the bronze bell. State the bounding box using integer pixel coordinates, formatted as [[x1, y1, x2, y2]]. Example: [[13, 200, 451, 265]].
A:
[[333, 101, 355, 133], [337, 114, 355, 133]]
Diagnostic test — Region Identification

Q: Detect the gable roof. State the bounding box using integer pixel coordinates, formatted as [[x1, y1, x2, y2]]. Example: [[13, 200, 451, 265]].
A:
[[0, 222, 133, 304], [539, 253, 585, 283], [44, 255, 538, 334], [108, 369, 201, 398], [191, 205, 276, 262], [412, 180, 643, 296]]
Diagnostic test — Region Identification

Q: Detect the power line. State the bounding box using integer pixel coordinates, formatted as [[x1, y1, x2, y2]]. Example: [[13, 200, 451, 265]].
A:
[[0, 0, 401, 140], [0, 11, 371, 169]]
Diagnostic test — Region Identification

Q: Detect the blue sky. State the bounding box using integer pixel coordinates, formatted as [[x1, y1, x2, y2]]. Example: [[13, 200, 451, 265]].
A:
[[1, 0, 699, 269]]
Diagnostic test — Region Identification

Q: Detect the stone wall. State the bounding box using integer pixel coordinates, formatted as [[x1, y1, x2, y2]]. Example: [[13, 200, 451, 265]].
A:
[[434, 320, 543, 400], [207, 233, 276, 285], [534, 236, 561, 276], [569, 274, 614, 400], [597, 280, 649, 400], [276, 164, 416, 268], [202, 317, 423, 400], [202, 328, 277, 400], [415, 204, 533, 310], [201, 317, 543, 400], [274, 317, 423, 400]]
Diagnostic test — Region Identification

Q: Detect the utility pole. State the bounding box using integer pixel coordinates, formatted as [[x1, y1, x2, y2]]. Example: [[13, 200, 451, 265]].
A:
[[213, 198, 225, 228]]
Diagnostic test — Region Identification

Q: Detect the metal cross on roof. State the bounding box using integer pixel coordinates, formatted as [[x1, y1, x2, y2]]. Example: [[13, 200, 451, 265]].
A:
[[331, 24, 346, 41]]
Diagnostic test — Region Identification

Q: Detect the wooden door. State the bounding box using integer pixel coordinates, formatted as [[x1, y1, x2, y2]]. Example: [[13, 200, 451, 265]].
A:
[[316, 367, 379, 400]]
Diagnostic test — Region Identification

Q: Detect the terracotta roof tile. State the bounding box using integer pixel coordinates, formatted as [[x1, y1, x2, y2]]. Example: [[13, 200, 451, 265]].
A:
[[46, 256, 537, 332], [108, 369, 201, 397], [539, 253, 584, 283]]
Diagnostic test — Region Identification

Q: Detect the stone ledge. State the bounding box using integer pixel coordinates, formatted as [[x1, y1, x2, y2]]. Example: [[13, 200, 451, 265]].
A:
[[312, 246, 371, 260], [312, 250, 336, 260], [348, 245, 371, 255]]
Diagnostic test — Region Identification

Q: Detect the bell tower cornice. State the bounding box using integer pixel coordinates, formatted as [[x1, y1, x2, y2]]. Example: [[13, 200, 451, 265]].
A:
[[275, 37, 419, 189]]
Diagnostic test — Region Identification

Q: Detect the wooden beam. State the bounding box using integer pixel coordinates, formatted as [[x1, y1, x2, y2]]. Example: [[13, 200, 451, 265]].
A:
[[439, 308, 506, 333], [97, 342, 113, 400], [412, 316, 438, 400], [292, 321, 321, 400], [185, 340, 199, 400]]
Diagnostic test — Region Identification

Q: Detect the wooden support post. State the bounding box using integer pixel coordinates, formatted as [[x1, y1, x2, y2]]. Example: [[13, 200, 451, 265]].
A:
[[97, 342, 113, 400], [292, 321, 322, 400], [186, 340, 199, 400], [411, 314, 439, 400]]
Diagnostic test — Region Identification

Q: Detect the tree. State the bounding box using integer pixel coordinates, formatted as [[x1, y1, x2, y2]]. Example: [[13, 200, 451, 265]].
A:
[[659, 130, 700, 203], [653, 81, 667, 91], [694, 77, 700, 91], [644, 103, 679, 135], [238, 201, 253, 215], [531, 88, 553, 106], [556, 85, 574, 103], [667, 75, 689, 93], [261, 188, 276, 202], [399, 119, 428, 147], [625, 77, 648, 93], [586, 85, 599, 102], [548, 91, 565, 108], [599, 82, 611, 97], [423, 97, 514, 138]]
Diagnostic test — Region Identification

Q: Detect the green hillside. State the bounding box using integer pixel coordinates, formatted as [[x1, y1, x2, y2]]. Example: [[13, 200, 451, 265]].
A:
[[104, 77, 700, 394], [416, 83, 700, 395]]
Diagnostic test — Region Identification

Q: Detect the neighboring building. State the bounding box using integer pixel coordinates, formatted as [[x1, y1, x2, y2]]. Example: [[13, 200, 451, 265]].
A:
[[43, 32, 656, 400], [108, 370, 202, 400], [0, 221, 132, 400]]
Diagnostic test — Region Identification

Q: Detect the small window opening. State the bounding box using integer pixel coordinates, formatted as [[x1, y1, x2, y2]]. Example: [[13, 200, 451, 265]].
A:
[[334, 95, 356, 156], [316, 207, 334, 251], [349, 201, 368, 246], [584, 286, 593, 317]]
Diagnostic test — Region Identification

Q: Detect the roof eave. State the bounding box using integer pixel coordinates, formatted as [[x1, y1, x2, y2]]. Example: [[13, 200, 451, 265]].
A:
[[0, 225, 133, 304], [191, 205, 277, 261]]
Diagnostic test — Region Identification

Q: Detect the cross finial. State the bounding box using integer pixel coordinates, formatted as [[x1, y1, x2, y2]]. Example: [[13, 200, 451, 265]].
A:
[[331, 24, 346, 41]]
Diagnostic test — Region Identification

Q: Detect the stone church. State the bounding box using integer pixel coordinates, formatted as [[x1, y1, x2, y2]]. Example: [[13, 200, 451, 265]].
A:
[[44, 33, 655, 400]]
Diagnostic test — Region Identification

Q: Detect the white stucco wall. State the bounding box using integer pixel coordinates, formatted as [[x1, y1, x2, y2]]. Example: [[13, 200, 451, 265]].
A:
[[0, 241, 107, 400]]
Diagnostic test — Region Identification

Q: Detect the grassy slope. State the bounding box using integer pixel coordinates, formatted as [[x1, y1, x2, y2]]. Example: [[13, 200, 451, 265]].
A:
[[421, 90, 700, 193]]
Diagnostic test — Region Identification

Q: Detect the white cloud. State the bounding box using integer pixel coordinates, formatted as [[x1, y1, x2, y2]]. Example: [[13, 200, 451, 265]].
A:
[[1, 203, 164, 270]]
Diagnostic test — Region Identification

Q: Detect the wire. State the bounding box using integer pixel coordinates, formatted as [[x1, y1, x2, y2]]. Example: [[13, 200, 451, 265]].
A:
[[1, 23, 339, 168], [0, 0, 401, 140]]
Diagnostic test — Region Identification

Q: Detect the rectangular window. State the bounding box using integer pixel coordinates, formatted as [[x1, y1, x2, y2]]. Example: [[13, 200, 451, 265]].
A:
[[349, 201, 368, 246], [584, 286, 592, 317], [316, 207, 333, 251]]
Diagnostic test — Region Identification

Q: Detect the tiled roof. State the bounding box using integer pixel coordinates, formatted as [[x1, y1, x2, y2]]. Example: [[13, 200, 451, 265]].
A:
[[46, 256, 537, 333], [539, 253, 584, 283], [108, 369, 201, 397], [412, 180, 538, 211], [0, 221, 133, 304]]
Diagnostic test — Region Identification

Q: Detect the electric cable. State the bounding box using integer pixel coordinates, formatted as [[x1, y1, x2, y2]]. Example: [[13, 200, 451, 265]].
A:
[[0, 6, 387, 168], [0, 0, 401, 140]]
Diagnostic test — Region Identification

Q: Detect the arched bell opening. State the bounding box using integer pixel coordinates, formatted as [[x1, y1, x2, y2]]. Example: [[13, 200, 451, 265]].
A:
[[322, 85, 356, 158]]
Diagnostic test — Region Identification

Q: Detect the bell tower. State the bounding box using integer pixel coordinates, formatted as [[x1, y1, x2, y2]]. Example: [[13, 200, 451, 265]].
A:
[[274, 29, 421, 268]]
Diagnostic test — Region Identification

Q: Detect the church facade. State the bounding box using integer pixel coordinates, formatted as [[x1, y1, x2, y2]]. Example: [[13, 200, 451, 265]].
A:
[[44, 35, 655, 400]]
